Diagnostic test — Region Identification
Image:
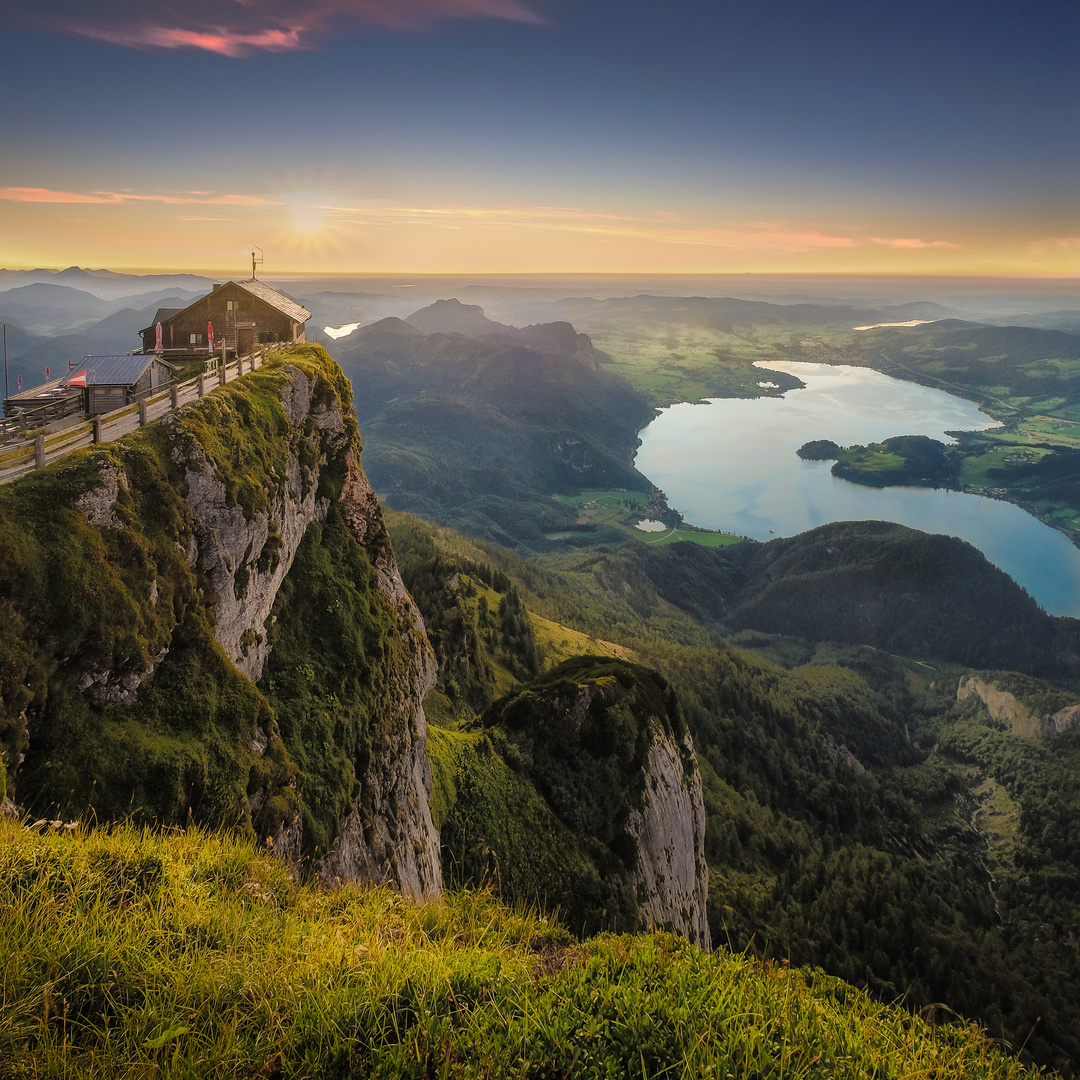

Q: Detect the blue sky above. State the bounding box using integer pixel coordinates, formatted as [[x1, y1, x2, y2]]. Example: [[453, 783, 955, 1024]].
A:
[[1, 0, 1077, 274]]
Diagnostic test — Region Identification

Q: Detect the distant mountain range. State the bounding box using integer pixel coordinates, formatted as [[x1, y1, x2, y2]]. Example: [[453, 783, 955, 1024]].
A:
[[0, 276, 208, 390], [0, 266, 212, 300], [326, 300, 655, 547]]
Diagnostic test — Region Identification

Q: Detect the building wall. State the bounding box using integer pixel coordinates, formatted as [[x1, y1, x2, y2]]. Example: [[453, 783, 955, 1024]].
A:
[[141, 282, 304, 352], [88, 386, 127, 414], [86, 359, 174, 414]]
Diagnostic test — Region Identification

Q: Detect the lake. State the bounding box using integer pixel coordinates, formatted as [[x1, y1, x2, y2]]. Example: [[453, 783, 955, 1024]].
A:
[[635, 361, 1080, 618]]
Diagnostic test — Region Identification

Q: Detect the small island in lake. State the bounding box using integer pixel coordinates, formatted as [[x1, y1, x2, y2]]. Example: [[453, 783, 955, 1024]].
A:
[[796, 439, 842, 461], [798, 434, 957, 488]]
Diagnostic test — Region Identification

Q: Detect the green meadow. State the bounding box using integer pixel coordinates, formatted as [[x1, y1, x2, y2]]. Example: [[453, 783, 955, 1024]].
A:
[[0, 820, 1043, 1080]]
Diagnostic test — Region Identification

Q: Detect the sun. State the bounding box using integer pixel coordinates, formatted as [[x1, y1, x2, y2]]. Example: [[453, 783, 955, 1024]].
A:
[[285, 193, 329, 236]]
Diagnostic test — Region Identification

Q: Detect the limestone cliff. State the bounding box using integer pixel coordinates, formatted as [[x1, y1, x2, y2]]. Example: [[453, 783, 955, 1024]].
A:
[[311, 459, 441, 898], [624, 725, 711, 946], [958, 676, 1080, 736], [448, 655, 711, 946], [0, 346, 441, 899]]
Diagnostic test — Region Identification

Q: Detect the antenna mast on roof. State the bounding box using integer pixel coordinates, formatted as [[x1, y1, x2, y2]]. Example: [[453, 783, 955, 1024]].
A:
[[251, 246, 264, 280]]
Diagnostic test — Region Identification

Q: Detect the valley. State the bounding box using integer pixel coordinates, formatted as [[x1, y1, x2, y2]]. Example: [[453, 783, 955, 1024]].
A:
[[2, 273, 1080, 1076]]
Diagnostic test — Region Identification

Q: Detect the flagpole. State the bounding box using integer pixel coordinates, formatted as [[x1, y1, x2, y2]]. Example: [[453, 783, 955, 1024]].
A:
[[3, 323, 7, 404]]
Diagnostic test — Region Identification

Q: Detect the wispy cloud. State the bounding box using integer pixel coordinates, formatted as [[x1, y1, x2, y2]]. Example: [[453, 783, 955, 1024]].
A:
[[324, 204, 952, 254], [0, 188, 964, 259], [1028, 237, 1080, 254], [868, 236, 959, 249], [22, 0, 544, 57], [0, 186, 280, 206]]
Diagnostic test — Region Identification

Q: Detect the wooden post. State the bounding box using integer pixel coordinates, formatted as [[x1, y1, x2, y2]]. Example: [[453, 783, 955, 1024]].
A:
[[93, 418, 102, 444], [138, 398, 148, 425], [198, 373, 205, 398], [218, 360, 227, 387], [34, 435, 44, 469], [171, 383, 179, 409]]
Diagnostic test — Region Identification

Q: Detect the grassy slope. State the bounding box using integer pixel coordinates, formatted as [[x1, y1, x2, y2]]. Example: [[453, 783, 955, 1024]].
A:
[[0, 820, 1040, 1080], [384, 512, 1080, 1073]]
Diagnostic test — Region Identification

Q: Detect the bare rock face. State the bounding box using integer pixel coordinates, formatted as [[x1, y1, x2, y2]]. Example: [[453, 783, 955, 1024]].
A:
[[625, 728, 711, 949], [59, 356, 443, 898], [78, 646, 169, 707], [483, 658, 710, 946], [957, 677, 1040, 735], [75, 464, 126, 530], [958, 676, 1080, 737], [824, 742, 866, 775], [178, 365, 348, 682], [316, 458, 442, 900], [1051, 704, 1080, 732]]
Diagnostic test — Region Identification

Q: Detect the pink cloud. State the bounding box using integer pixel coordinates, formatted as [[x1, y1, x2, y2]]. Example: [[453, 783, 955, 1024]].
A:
[[1028, 237, 1080, 254], [0, 186, 280, 206], [26, 0, 544, 56], [324, 204, 879, 253], [868, 236, 959, 250]]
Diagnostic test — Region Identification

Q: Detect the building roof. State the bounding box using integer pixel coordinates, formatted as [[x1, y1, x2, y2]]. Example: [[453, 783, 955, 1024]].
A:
[[4, 377, 79, 405], [138, 280, 310, 335], [234, 279, 311, 323], [61, 355, 168, 386]]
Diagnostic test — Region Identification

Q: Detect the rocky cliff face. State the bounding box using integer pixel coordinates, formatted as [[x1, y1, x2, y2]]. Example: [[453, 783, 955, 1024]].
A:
[[0, 347, 441, 899], [472, 655, 711, 946], [624, 726, 711, 947], [313, 457, 441, 899], [176, 366, 347, 683], [958, 676, 1080, 736]]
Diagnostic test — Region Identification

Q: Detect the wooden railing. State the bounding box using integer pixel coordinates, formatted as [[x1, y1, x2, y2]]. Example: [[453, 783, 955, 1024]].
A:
[[0, 394, 86, 443], [0, 351, 267, 487]]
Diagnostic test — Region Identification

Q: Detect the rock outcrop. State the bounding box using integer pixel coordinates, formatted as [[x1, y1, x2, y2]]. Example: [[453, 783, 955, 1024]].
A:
[[0, 347, 442, 899], [474, 655, 711, 946], [625, 727, 711, 947], [170, 364, 345, 682], [957, 676, 1080, 736], [315, 457, 442, 899]]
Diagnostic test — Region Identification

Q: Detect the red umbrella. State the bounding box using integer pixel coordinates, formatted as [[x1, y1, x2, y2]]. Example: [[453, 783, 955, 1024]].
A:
[[207, 321, 215, 351], [155, 321, 163, 351]]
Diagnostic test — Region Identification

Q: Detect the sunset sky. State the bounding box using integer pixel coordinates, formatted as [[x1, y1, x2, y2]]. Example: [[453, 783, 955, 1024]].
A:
[[2, 0, 1077, 276]]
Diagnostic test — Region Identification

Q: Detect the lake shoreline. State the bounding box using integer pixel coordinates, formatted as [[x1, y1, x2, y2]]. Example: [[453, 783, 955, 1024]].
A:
[[634, 361, 1080, 617]]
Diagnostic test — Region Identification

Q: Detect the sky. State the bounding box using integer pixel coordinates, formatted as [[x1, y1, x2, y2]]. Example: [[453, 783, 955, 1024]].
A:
[[1, 0, 1078, 276]]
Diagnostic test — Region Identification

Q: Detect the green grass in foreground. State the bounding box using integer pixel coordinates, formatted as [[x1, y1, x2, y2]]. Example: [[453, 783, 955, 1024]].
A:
[[0, 820, 1041, 1079]]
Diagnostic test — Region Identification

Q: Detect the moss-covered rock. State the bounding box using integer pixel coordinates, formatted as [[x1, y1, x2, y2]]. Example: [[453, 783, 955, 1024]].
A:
[[0, 345, 441, 896], [433, 656, 709, 943]]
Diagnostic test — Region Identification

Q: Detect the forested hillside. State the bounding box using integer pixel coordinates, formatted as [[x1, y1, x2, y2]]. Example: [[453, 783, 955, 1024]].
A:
[[386, 512, 1080, 1074], [327, 316, 659, 546], [3, 300, 1079, 1076]]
